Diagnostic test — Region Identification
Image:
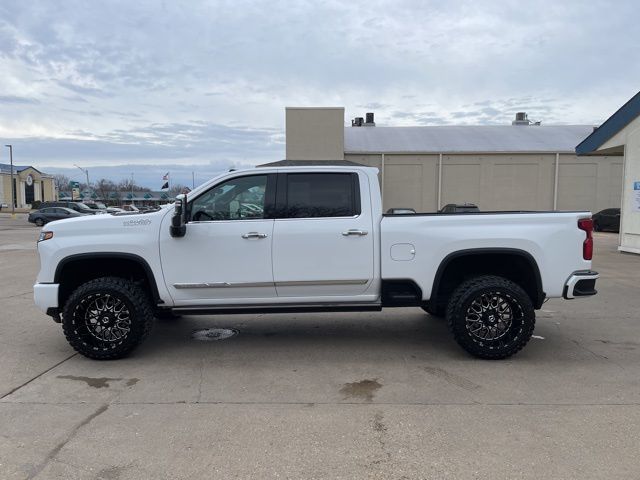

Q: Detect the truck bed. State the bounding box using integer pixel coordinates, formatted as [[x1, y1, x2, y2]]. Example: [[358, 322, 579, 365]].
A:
[[381, 210, 593, 301]]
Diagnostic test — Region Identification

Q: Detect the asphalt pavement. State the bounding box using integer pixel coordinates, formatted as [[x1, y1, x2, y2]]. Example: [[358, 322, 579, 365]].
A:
[[1, 214, 639, 479]]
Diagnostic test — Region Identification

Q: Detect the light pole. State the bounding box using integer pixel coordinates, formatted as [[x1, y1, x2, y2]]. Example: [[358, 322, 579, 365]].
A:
[[74, 164, 90, 198], [4, 145, 15, 217]]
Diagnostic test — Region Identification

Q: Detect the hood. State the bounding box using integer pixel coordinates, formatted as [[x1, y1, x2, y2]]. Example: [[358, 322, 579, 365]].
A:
[[43, 208, 170, 235]]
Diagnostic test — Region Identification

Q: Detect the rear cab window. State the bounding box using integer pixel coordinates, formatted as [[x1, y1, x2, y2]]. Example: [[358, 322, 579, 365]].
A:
[[277, 172, 360, 218]]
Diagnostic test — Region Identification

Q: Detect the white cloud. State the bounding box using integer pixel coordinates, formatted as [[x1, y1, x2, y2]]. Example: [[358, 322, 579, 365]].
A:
[[0, 0, 638, 185]]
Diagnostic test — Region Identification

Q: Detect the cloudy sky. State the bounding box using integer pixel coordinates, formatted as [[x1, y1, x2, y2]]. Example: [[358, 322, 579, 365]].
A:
[[0, 0, 638, 187]]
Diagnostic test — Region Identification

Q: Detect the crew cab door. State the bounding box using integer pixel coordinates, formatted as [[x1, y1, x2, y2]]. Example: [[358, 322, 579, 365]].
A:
[[160, 173, 277, 305], [272, 171, 375, 299]]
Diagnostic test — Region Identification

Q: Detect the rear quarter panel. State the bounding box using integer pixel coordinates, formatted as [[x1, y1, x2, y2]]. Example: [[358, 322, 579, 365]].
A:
[[381, 212, 592, 300]]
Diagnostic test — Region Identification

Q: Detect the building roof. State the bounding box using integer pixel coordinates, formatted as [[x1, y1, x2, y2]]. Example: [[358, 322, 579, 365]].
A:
[[58, 190, 174, 201], [576, 90, 640, 155], [344, 125, 596, 154], [0, 163, 46, 175], [259, 160, 365, 167]]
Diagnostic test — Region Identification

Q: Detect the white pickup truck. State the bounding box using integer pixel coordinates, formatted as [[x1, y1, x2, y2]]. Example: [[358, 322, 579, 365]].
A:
[[33, 164, 598, 360]]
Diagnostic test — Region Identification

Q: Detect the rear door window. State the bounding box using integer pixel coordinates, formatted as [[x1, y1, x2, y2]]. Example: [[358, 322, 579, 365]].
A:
[[281, 173, 360, 218]]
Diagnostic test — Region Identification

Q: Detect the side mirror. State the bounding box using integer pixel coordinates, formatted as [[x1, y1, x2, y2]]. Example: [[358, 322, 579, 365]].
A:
[[170, 194, 187, 238]]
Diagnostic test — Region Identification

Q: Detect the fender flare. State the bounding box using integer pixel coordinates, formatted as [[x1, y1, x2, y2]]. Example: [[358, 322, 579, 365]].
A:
[[54, 252, 162, 304], [430, 248, 545, 309]]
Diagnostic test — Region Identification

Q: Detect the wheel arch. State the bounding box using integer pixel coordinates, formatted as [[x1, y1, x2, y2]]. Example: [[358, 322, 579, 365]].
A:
[[55, 253, 162, 308], [429, 248, 545, 310]]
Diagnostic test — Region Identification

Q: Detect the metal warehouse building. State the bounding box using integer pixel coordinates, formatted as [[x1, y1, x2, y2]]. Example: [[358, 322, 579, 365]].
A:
[[285, 107, 622, 214]]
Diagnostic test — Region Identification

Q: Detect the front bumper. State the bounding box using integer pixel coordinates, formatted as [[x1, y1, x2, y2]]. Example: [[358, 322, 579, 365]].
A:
[[33, 283, 59, 313], [563, 270, 599, 299]]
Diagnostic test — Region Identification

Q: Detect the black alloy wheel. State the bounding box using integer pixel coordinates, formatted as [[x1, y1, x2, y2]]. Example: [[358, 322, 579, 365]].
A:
[[62, 277, 154, 360], [446, 275, 535, 359]]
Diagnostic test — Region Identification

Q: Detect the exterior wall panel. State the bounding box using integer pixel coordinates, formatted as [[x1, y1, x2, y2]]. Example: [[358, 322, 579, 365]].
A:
[[493, 163, 540, 210], [385, 155, 438, 212], [286, 108, 344, 161], [608, 163, 624, 208], [557, 163, 598, 211], [620, 127, 640, 252], [385, 164, 423, 212], [345, 152, 621, 214], [441, 163, 481, 207]]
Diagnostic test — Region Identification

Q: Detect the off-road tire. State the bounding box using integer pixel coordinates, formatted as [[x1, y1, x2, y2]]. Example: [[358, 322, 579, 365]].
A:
[[35, 218, 45, 226], [446, 275, 535, 359], [62, 277, 154, 360]]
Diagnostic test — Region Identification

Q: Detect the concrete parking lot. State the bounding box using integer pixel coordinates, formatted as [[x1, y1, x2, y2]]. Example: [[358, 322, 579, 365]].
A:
[[1, 213, 639, 479]]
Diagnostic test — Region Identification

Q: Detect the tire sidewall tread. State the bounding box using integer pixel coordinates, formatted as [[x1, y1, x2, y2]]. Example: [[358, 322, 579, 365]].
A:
[[61, 276, 154, 360], [446, 275, 535, 360]]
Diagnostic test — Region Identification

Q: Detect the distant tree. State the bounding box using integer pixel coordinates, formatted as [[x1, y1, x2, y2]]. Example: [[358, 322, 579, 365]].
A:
[[117, 179, 151, 193], [52, 173, 70, 190], [94, 178, 118, 202], [168, 183, 189, 196]]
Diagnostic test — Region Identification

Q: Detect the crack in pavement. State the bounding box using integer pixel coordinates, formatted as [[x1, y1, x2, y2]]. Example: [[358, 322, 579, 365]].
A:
[[368, 411, 391, 472], [571, 339, 626, 371], [420, 365, 481, 391], [0, 353, 78, 400], [26, 403, 109, 479], [196, 357, 205, 403], [0, 291, 32, 300]]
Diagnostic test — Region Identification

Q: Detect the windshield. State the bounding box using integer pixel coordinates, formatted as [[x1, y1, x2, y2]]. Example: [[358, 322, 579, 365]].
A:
[[75, 203, 94, 212]]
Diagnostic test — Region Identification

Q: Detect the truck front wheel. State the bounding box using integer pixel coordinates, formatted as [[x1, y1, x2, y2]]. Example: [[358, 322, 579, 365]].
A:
[[61, 277, 154, 360], [446, 275, 535, 359]]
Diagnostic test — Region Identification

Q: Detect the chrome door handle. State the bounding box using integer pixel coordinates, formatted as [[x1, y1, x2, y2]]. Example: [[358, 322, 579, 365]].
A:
[[241, 232, 268, 239], [342, 229, 368, 236]]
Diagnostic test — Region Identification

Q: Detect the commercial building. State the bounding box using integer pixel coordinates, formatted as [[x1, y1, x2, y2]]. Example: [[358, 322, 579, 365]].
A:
[[58, 189, 175, 206], [0, 163, 56, 209], [576, 90, 640, 254], [284, 108, 622, 214]]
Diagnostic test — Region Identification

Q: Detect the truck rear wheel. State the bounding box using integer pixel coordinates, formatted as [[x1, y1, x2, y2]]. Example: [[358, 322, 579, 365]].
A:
[[61, 277, 154, 360], [446, 275, 535, 359]]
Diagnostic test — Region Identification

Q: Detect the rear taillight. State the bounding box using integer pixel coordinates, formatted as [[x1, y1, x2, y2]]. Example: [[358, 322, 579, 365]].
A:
[[578, 218, 593, 260]]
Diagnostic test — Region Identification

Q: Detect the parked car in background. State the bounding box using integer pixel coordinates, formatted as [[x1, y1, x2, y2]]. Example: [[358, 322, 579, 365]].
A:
[[137, 205, 160, 213], [121, 204, 139, 212], [439, 203, 480, 213], [593, 208, 620, 232], [106, 206, 126, 214], [386, 208, 416, 215], [85, 202, 107, 211], [28, 207, 87, 226], [39, 201, 101, 215]]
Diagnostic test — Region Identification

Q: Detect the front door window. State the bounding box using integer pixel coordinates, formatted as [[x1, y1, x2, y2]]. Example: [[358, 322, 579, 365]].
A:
[[189, 175, 268, 222]]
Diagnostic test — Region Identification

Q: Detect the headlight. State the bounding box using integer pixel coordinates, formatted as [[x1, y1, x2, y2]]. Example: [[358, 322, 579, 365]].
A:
[[38, 231, 54, 242]]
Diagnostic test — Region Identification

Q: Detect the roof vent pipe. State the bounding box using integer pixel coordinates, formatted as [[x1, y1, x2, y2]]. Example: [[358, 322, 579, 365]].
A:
[[365, 112, 375, 126], [351, 117, 364, 127], [512, 112, 531, 125]]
